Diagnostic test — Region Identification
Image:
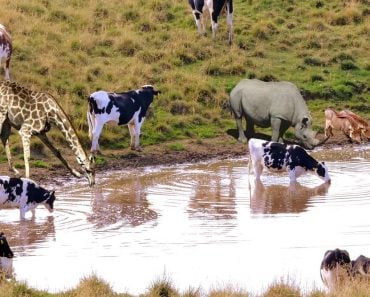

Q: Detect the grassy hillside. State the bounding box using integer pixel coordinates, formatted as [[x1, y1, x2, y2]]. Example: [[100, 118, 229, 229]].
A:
[[1, 0, 369, 154]]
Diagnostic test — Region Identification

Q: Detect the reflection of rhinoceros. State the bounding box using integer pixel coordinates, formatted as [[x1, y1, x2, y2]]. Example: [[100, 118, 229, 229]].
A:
[[230, 79, 321, 149]]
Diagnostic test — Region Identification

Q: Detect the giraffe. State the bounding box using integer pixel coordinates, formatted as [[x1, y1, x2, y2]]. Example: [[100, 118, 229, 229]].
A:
[[0, 80, 95, 186]]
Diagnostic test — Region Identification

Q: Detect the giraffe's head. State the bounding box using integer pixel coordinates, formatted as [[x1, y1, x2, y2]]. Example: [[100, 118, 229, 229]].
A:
[[84, 155, 95, 187], [77, 154, 95, 187]]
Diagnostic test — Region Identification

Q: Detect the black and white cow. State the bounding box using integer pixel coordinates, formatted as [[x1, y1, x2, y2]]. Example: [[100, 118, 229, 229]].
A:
[[0, 232, 14, 277], [320, 248, 352, 289], [0, 24, 12, 80], [248, 138, 330, 183], [0, 176, 55, 220], [188, 0, 233, 44], [87, 85, 159, 153]]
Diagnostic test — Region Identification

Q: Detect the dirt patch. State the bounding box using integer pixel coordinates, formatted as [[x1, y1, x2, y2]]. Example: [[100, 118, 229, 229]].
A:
[[0, 132, 362, 186]]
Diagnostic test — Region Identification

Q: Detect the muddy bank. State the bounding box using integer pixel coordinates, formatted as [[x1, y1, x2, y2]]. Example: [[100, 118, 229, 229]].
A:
[[0, 132, 362, 186]]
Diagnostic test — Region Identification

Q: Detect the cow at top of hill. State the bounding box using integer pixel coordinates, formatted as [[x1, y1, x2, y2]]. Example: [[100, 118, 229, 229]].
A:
[[0, 24, 12, 80], [188, 0, 233, 44], [87, 85, 160, 154]]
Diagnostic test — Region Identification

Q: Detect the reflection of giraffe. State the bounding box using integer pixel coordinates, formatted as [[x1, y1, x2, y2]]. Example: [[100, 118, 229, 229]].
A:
[[0, 80, 94, 186], [89, 175, 157, 228], [188, 164, 237, 220]]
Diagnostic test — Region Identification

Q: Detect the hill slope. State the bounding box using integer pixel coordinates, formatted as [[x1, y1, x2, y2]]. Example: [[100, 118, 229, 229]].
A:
[[1, 0, 369, 155]]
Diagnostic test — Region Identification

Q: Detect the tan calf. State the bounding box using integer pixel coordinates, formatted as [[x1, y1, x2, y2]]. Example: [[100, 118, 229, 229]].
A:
[[338, 110, 370, 141], [324, 108, 362, 143]]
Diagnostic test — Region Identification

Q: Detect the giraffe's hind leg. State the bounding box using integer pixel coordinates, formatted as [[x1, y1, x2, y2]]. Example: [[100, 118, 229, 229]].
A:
[[0, 120, 19, 175], [37, 133, 82, 178]]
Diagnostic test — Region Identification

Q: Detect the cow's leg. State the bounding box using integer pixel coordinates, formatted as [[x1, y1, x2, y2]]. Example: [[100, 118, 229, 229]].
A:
[[128, 120, 142, 151], [324, 122, 332, 137], [271, 117, 283, 142], [226, 0, 233, 44], [20, 207, 27, 220], [0, 120, 19, 175], [128, 122, 136, 150], [91, 121, 104, 154], [210, 2, 222, 39], [37, 133, 82, 178], [190, 0, 205, 34], [288, 168, 297, 183], [254, 163, 263, 180]]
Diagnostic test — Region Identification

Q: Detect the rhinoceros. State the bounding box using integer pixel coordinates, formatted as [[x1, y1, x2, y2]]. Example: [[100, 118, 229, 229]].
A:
[[229, 79, 321, 149]]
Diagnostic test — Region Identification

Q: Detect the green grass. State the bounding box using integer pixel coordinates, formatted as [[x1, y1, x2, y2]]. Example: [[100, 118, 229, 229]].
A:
[[0, 0, 368, 154]]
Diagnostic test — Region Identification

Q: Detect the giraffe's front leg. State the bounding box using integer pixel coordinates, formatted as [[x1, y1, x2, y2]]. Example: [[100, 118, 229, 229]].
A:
[[37, 133, 82, 178], [19, 128, 32, 178]]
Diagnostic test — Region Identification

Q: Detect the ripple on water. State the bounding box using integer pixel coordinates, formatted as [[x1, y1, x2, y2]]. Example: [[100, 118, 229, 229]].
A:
[[3, 152, 370, 295]]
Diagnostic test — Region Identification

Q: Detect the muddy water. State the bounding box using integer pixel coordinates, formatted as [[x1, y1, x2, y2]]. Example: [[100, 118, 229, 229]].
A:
[[2, 146, 370, 294]]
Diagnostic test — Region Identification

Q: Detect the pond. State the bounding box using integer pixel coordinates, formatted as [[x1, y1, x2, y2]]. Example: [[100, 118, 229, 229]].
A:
[[1, 145, 370, 295]]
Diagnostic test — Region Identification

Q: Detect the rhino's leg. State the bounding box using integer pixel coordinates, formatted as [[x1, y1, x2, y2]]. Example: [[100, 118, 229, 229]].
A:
[[245, 116, 255, 138], [271, 117, 283, 142], [236, 117, 247, 143]]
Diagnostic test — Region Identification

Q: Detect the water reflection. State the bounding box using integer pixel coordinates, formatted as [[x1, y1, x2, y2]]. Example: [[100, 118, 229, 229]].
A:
[[251, 180, 330, 214], [89, 174, 158, 228], [188, 165, 237, 220], [0, 216, 55, 254]]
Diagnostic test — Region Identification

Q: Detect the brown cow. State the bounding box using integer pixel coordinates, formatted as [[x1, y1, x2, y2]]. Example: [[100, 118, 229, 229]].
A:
[[324, 108, 362, 143], [338, 110, 370, 141]]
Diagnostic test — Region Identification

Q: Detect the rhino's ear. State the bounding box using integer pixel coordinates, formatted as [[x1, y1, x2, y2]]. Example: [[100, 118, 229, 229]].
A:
[[301, 116, 309, 128]]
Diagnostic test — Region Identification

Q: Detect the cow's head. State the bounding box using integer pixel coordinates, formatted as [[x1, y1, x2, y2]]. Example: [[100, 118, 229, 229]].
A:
[[316, 161, 330, 183], [43, 190, 56, 213], [0, 233, 14, 259], [141, 85, 160, 96]]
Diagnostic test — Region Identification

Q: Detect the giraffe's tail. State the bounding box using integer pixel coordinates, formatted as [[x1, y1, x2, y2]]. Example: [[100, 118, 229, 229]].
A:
[[87, 96, 95, 141]]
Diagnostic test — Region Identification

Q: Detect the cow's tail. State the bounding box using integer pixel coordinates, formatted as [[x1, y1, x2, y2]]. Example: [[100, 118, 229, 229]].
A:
[[87, 96, 95, 141]]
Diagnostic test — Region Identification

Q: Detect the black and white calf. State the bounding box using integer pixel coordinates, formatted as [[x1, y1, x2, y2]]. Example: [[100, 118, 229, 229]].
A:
[[0, 176, 55, 220], [320, 249, 352, 289], [87, 85, 159, 153], [0, 232, 14, 277], [248, 138, 330, 183], [188, 0, 233, 44]]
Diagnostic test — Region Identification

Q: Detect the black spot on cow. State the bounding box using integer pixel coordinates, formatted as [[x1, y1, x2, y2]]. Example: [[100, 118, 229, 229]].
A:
[[317, 162, 326, 178], [0, 177, 23, 202], [287, 145, 318, 171], [26, 183, 55, 210]]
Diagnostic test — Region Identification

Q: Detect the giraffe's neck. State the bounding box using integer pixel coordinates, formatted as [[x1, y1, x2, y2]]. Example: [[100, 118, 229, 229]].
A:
[[48, 98, 89, 167]]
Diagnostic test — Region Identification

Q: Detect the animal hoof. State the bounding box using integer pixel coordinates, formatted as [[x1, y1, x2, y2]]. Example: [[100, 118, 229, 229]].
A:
[[238, 137, 248, 144], [131, 146, 143, 152]]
